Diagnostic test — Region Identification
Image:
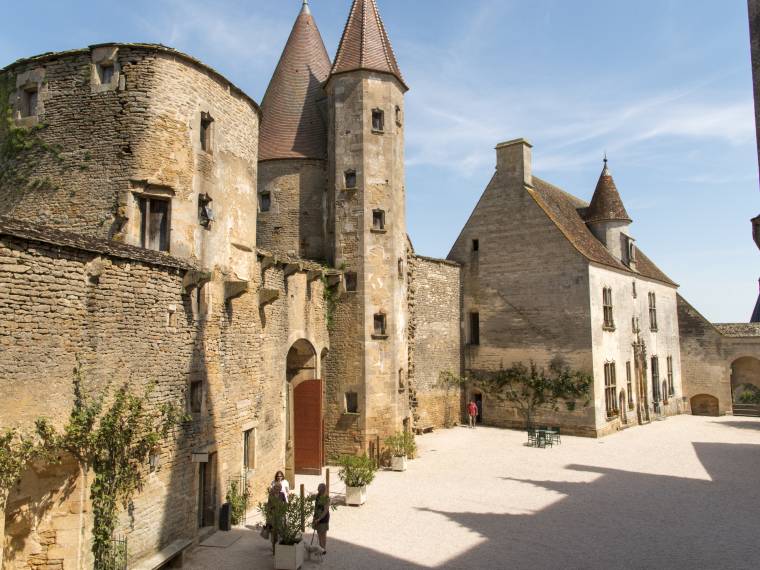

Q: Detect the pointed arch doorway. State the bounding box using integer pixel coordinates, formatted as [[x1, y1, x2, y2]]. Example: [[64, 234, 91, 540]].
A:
[[287, 339, 324, 476]]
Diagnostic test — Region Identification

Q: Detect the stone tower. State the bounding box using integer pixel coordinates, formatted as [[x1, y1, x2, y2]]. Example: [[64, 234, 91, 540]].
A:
[[324, 0, 411, 454], [257, 0, 332, 260]]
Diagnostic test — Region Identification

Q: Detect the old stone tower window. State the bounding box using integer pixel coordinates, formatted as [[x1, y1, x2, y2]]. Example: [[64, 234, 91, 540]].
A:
[[138, 196, 170, 252], [189, 380, 203, 413], [373, 313, 387, 337], [632, 281, 637, 298], [372, 210, 386, 231], [243, 428, 256, 470], [398, 369, 405, 391], [469, 312, 480, 346], [345, 392, 359, 414], [667, 356, 674, 396], [200, 112, 214, 152], [259, 192, 271, 212], [344, 170, 357, 189], [397, 258, 404, 279], [345, 272, 357, 292], [472, 239, 479, 252], [626, 361, 633, 408], [198, 193, 214, 228], [22, 87, 38, 117], [604, 362, 617, 418], [395, 105, 402, 126], [372, 109, 385, 132], [98, 62, 114, 84], [602, 287, 614, 330], [648, 292, 658, 331]]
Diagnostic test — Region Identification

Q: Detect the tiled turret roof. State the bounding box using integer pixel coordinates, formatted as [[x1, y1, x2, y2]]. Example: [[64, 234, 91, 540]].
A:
[[752, 280, 760, 323], [584, 159, 632, 224], [259, 1, 331, 161], [330, 0, 408, 90]]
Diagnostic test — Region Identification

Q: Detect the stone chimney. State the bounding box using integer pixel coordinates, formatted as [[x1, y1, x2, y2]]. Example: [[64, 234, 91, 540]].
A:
[[496, 138, 532, 186]]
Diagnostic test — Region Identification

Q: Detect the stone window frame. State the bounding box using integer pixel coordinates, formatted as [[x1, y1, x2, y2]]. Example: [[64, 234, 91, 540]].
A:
[[200, 112, 214, 154], [189, 380, 204, 414], [344, 391, 360, 414], [258, 191, 272, 213], [344, 170, 357, 190], [13, 69, 45, 126], [243, 427, 256, 471], [602, 287, 615, 331], [372, 312, 388, 339], [604, 361, 618, 419], [626, 236, 637, 266], [395, 105, 403, 127], [666, 356, 674, 397], [136, 194, 172, 252], [626, 361, 634, 409], [632, 281, 637, 299], [651, 355, 661, 403], [397, 258, 404, 280], [648, 292, 658, 332], [128, 183, 175, 252], [472, 239, 479, 253], [371, 108, 385, 133], [469, 312, 480, 346], [371, 209, 386, 233], [344, 271, 358, 293], [398, 369, 405, 392], [90, 46, 121, 93]]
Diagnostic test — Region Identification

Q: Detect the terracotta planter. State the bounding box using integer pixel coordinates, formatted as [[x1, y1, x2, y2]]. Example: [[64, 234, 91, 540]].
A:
[[345, 485, 367, 506], [275, 541, 304, 570], [391, 455, 408, 472]]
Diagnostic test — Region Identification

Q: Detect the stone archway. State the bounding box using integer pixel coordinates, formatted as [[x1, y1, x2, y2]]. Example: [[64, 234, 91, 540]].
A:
[[730, 357, 760, 401], [691, 394, 719, 417], [286, 339, 323, 476]]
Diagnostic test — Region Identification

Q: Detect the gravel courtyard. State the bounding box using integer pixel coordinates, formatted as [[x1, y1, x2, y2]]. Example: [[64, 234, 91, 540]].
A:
[[184, 415, 760, 569]]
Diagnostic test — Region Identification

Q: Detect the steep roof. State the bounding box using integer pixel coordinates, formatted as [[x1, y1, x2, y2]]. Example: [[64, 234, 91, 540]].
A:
[[259, 1, 332, 161], [330, 0, 408, 90], [584, 160, 632, 224], [752, 281, 760, 323], [528, 177, 676, 286]]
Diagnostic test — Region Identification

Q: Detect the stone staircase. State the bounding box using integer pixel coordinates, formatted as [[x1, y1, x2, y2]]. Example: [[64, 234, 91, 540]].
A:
[[732, 403, 760, 417]]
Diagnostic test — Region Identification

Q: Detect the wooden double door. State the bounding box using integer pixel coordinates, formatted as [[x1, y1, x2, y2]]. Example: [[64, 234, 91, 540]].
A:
[[293, 379, 324, 475]]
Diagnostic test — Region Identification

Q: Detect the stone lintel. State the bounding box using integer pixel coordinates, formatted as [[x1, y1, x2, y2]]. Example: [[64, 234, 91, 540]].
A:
[[259, 288, 280, 306], [182, 270, 212, 293], [224, 280, 250, 301], [284, 262, 303, 276]]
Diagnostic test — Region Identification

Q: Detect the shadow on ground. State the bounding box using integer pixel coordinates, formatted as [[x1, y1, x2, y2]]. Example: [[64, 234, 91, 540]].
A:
[[712, 420, 760, 431]]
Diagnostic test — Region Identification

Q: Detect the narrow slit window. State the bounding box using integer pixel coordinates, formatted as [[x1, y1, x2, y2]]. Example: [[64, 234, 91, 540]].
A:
[[469, 312, 480, 346], [626, 361, 633, 407], [372, 210, 385, 231], [138, 196, 170, 252], [259, 192, 271, 212], [632, 281, 637, 299], [345, 272, 357, 292], [345, 392, 359, 414], [200, 113, 213, 152], [667, 356, 674, 396], [472, 239, 479, 252], [648, 292, 658, 331], [344, 170, 357, 189], [243, 429, 256, 470], [398, 369, 405, 391], [190, 381, 203, 413], [395, 105, 402, 126], [602, 287, 614, 329], [604, 362, 618, 417], [651, 356, 660, 402], [372, 109, 384, 132], [373, 313, 387, 337]]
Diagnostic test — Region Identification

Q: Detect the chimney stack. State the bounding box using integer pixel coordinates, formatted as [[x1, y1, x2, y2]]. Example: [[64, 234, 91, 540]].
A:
[[496, 138, 532, 186]]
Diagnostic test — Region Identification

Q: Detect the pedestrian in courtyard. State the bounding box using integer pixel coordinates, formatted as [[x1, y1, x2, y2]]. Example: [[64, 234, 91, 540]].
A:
[[270, 470, 290, 502], [468, 399, 478, 428], [312, 483, 330, 554], [266, 483, 287, 554]]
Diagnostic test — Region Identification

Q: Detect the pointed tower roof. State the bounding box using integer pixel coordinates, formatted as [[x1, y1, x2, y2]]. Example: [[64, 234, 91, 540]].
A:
[[259, 1, 332, 161], [752, 280, 760, 323], [330, 0, 408, 90], [585, 158, 632, 224]]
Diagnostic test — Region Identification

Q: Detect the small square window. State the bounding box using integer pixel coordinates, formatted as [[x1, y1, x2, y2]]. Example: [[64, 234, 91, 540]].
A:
[[99, 63, 114, 84], [200, 112, 214, 152], [190, 381, 203, 413], [345, 392, 359, 414], [372, 210, 385, 231], [22, 88, 38, 117], [259, 192, 271, 212], [344, 170, 357, 189], [345, 272, 357, 292], [372, 109, 384, 132], [472, 239, 479, 252], [373, 313, 387, 337], [243, 428, 256, 470]]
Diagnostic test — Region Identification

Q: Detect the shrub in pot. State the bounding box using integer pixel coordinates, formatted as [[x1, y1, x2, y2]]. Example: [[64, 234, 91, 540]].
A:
[[258, 494, 314, 570], [385, 432, 416, 471], [338, 454, 377, 506]]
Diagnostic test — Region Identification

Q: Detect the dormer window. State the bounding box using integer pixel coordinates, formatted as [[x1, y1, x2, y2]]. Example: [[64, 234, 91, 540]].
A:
[[98, 63, 114, 85], [372, 109, 384, 132], [344, 170, 357, 189], [626, 236, 636, 265], [22, 87, 38, 117]]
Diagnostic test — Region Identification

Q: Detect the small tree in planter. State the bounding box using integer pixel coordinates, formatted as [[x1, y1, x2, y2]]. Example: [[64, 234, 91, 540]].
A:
[[338, 454, 377, 506], [384, 432, 416, 472], [258, 494, 314, 570]]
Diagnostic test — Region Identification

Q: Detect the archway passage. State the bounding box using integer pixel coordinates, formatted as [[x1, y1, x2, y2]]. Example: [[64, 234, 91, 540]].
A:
[[287, 339, 323, 475], [691, 394, 719, 417], [730, 357, 760, 402]]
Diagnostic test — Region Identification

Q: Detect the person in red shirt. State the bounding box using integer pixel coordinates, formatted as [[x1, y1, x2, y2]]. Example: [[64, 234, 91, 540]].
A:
[[467, 400, 478, 428]]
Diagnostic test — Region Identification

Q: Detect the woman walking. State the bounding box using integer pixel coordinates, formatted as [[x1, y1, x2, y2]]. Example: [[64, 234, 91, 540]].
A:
[[270, 470, 290, 502], [312, 483, 330, 554], [266, 483, 287, 554]]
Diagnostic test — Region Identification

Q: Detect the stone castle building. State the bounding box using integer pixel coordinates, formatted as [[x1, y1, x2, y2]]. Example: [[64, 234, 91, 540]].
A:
[[0, 0, 757, 567]]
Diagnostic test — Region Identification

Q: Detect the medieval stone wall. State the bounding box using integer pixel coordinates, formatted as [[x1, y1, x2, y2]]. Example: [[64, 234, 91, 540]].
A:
[[0, 225, 329, 567], [257, 159, 327, 261], [407, 255, 462, 429]]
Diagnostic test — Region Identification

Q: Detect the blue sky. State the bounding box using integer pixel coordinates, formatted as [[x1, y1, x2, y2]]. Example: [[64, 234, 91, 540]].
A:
[[1, 0, 757, 322]]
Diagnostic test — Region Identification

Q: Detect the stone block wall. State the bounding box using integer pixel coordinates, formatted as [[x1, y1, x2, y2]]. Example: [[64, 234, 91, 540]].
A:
[[0, 223, 329, 567], [408, 255, 462, 429]]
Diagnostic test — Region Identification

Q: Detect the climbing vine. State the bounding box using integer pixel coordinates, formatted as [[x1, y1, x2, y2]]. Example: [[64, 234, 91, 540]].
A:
[[321, 273, 338, 329], [1, 363, 186, 568]]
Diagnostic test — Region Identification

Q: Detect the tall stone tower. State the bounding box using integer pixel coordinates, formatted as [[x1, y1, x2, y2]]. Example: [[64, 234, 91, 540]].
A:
[[257, 0, 331, 260], [324, 0, 411, 454]]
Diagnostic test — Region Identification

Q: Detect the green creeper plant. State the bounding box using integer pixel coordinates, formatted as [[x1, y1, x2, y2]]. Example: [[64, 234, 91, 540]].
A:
[[226, 480, 250, 526]]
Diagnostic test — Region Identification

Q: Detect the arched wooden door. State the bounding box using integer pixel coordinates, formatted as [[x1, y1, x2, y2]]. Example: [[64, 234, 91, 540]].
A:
[[293, 379, 323, 475]]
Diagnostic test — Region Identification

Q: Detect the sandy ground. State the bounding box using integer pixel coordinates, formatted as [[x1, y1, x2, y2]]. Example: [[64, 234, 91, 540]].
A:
[[183, 415, 760, 569]]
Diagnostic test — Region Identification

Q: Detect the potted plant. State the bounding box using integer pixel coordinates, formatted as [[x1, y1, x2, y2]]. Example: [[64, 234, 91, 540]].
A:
[[258, 494, 314, 570], [338, 454, 377, 506], [385, 431, 416, 471]]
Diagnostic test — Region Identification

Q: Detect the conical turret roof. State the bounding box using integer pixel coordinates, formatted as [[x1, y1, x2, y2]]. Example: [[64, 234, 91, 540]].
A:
[[259, 1, 331, 161], [752, 280, 760, 323], [585, 159, 632, 224], [330, 0, 407, 90]]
